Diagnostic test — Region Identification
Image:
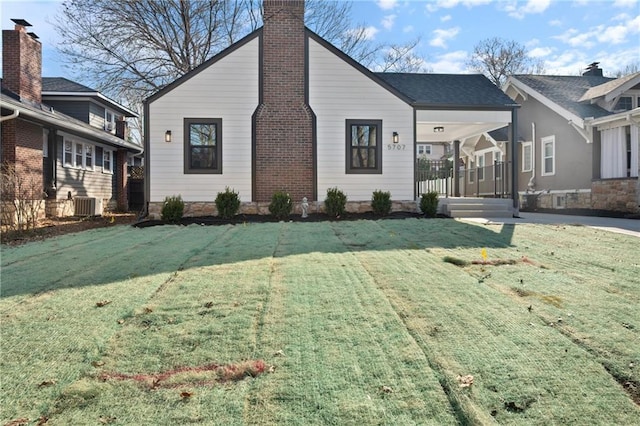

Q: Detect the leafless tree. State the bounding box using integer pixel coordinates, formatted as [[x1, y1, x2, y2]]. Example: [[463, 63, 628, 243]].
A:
[[467, 37, 545, 87], [1, 163, 45, 231], [378, 38, 430, 73], [612, 61, 640, 78]]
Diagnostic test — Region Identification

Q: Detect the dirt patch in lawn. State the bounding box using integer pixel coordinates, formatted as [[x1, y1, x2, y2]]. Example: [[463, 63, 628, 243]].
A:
[[1, 214, 138, 246]]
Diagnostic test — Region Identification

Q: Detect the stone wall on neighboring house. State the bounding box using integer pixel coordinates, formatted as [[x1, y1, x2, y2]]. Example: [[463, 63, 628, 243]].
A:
[[591, 178, 639, 213]]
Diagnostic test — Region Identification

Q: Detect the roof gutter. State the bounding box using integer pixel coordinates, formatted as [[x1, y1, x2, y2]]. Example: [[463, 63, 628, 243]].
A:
[[0, 108, 20, 122], [3, 97, 143, 154]]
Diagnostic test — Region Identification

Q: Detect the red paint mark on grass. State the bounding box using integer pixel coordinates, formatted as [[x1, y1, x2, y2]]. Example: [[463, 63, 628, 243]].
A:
[[98, 360, 268, 389]]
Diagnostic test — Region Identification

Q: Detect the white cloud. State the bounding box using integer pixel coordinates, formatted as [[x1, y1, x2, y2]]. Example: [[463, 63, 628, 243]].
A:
[[503, 0, 552, 19], [553, 28, 595, 48], [529, 46, 554, 58], [613, 0, 637, 8], [429, 27, 460, 48], [597, 24, 628, 44], [360, 26, 380, 41], [549, 19, 562, 27], [441, 14, 452, 22], [381, 14, 397, 30], [403, 25, 414, 33], [554, 14, 640, 48], [377, 0, 398, 10], [425, 0, 491, 13], [426, 50, 469, 73]]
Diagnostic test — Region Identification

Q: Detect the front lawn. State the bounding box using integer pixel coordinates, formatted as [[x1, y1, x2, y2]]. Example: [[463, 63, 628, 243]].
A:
[[1, 218, 638, 425]]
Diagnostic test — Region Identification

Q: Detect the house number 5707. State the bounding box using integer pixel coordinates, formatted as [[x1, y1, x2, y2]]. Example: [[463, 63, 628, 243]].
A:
[[387, 144, 406, 150]]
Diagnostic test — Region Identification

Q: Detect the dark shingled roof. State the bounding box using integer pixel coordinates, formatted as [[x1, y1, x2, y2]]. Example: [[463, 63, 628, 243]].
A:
[[512, 75, 613, 119], [375, 73, 517, 108], [42, 77, 97, 93]]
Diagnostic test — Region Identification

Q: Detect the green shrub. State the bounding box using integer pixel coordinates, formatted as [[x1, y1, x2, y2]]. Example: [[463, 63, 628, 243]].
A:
[[371, 190, 392, 216], [215, 187, 241, 219], [269, 191, 292, 220], [420, 191, 439, 218], [161, 195, 184, 223], [324, 187, 347, 218]]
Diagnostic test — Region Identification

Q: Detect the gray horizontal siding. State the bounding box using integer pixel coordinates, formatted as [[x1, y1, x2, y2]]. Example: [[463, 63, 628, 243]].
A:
[[45, 100, 89, 123]]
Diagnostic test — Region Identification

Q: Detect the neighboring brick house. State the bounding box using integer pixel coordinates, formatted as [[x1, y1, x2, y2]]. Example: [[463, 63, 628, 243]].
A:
[[504, 64, 640, 214], [1, 19, 142, 225], [144, 0, 517, 218]]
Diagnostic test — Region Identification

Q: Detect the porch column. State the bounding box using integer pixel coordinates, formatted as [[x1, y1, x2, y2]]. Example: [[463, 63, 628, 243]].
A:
[[453, 140, 460, 197], [116, 148, 129, 211], [510, 108, 519, 216]]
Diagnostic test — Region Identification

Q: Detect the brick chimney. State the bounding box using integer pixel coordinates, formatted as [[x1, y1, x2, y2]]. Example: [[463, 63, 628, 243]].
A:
[[2, 19, 42, 104], [254, 0, 315, 202], [583, 62, 603, 77]]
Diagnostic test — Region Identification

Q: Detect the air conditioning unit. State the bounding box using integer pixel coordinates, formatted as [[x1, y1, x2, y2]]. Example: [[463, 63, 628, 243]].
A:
[[105, 122, 114, 131], [74, 197, 103, 216]]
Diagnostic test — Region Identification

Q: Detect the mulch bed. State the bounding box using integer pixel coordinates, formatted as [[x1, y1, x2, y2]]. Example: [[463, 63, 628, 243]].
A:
[[133, 211, 436, 228]]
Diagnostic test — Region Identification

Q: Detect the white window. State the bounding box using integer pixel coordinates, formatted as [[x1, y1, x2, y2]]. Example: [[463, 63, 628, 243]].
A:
[[417, 144, 432, 156], [75, 142, 84, 167], [103, 149, 113, 173], [85, 145, 94, 170], [42, 129, 49, 157], [521, 142, 532, 172], [105, 110, 115, 131], [541, 136, 555, 176], [468, 159, 475, 183], [477, 154, 485, 181], [64, 140, 73, 166]]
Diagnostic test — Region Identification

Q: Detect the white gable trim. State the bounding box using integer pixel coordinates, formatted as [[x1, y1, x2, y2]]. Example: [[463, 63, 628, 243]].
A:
[[505, 77, 585, 129]]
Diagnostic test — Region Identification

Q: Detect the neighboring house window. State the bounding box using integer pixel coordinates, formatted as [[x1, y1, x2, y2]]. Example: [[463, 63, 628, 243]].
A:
[[103, 149, 113, 173], [105, 111, 116, 131], [521, 142, 532, 172], [85, 145, 94, 170], [42, 129, 49, 157], [184, 118, 222, 174], [541, 136, 555, 176], [494, 151, 503, 180], [64, 140, 73, 166], [346, 119, 382, 174], [75, 142, 84, 167], [614, 96, 632, 111], [477, 154, 485, 181], [468, 159, 475, 183], [417, 144, 432, 156]]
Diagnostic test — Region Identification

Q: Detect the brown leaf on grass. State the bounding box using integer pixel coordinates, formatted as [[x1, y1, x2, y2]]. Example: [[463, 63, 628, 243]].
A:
[[273, 350, 285, 357], [379, 385, 393, 393], [36, 416, 49, 425], [96, 300, 112, 307], [4, 418, 29, 426], [180, 391, 194, 399], [92, 361, 105, 367], [143, 307, 153, 314], [457, 375, 474, 388], [117, 319, 125, 324], [37, 380, 56, 387], [204, 301, 213, 309], [98, 416, 116, 424]]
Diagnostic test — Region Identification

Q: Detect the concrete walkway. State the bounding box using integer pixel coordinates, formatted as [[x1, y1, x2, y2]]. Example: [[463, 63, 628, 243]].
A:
[[459, 212, 640, 238]]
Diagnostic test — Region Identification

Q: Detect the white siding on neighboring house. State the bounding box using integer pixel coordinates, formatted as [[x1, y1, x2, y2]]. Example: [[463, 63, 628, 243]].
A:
[[148, 37, 259, 203], [308, 38, 414, 201]]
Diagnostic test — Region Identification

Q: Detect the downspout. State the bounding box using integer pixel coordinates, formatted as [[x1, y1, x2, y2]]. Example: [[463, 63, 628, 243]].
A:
[[510, 107, 519, 216], [528, 122, 536, 190], [0, 109, 19, 122]]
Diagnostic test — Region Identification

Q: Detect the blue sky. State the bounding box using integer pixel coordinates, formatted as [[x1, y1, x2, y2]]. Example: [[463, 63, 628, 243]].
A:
[[1, 0, 639, 79]]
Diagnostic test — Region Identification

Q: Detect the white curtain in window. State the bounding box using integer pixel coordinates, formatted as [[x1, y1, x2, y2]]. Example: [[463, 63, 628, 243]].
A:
[[631, 125, 639, 178], [600, 127, 625, 178]]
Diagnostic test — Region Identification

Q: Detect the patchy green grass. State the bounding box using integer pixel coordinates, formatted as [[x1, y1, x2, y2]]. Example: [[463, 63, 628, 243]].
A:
[[1, 219, 639, 425]]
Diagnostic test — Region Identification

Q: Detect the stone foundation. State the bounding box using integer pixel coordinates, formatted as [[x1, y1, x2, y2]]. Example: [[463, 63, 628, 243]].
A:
[[591, 178, 639, 213], [147, 200, 419, 220], [45, 199, 74, 217]]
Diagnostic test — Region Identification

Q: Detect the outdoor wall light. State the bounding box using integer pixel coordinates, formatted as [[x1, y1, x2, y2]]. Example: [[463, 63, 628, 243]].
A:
[[433, 126, 445, 133], [165, 130, 172, 143], [392, 131, 399, 143]]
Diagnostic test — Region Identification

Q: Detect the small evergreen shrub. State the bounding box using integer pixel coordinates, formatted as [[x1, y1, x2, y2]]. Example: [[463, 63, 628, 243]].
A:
[[371, 190, 392, 216], [215, 187, 241, 219], [420, 191, 439, 218], [161, 195, 184, 223], [324, 187, 347, 218], [269, 191, 292, 220]]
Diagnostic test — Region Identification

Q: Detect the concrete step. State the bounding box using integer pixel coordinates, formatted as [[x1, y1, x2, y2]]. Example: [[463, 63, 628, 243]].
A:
[[448, 209, 513, 218]]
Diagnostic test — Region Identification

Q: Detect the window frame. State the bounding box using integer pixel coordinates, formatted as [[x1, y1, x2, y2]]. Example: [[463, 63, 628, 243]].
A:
[[541, 135, 555, 176], [184, 118, 222, 174], [103, 149, 113, 174], [345, 119, 383, 174], [63, 138, 96, 170], [417, 144, 432, 156], [477, 154, 485, 181], [494, 151, 503, 180], [42, 129, 49, 157], [521, 141, 532, 172]]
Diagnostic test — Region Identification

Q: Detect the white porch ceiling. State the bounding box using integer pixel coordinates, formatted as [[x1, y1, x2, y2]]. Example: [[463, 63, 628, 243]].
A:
[[416, 109, 511, 143]]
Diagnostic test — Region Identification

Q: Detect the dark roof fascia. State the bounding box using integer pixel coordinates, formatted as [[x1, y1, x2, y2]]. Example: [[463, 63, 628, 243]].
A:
[[1, 93, 142, 153], [42, 93, 138, 118], [413, 103, 519, 111], [145, 28, 263, 105], [305, 29, 414, 106]]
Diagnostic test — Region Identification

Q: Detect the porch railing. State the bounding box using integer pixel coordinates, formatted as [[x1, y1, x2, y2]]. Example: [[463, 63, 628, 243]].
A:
[[416, 160, 511, 198]]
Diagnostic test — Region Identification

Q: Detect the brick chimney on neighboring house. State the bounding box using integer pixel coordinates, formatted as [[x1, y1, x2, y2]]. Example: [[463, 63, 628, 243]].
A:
[[583, 62, 603, 77], [254, 0, 315, 202], [2, 19, 42, 104], [1, 20, 44, 204]]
